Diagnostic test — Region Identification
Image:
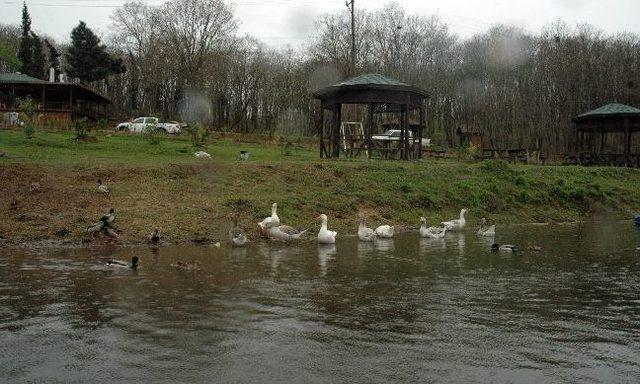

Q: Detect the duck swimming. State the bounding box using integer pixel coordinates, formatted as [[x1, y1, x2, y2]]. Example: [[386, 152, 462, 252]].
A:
[[228, 213, 247, 247], [258, 203, 280, 235], [419, 217, 446, 239], [147, 228, 160, 246], [477, 218, 496, 237], [318, 214, 337, 244], [374, 224, 394, 238], [442, 209, 468, 231], [106, 256, 139, 269], [268, 225, 307, 242], [357, 215, 376, 242]]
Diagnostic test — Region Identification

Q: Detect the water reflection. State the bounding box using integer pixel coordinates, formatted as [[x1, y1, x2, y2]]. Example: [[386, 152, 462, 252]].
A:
[[374, 238, 394, 253], [357, 240, 375, 257], [317, 244, 336, 276]]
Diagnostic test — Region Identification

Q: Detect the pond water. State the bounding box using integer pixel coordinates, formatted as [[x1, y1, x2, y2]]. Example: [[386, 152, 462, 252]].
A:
[[1, 221, 639, 383]]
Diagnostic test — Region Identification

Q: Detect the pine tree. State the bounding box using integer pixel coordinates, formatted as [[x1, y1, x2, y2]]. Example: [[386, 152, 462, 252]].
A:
[[44, 39, 60, 73], [17, 2, 33, 75], [65, 21, 126, 83], [29, 32, 45, 79]]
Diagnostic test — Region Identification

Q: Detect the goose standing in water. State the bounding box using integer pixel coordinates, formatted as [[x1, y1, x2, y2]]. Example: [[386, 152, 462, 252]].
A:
[[357, 215, 376, 242], [491, 243, 518, 252], [106, 256, 139, 269], [97, 178, 110, 194], [317, 214, 337, 244], [419, 217, 447, 239], [258, 203, 280, 235], [374, 224, 394, 238], [442, 209, 468, 231], [228, 213, 247, 247], [477, 218, 496, 237], [147, 228, 160, 246], [268, 225, 307, 242]]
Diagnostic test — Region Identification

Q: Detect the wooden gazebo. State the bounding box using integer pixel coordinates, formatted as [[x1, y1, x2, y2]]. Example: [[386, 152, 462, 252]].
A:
[[313, 74, 429, 160], [573, 103, 640, 167]]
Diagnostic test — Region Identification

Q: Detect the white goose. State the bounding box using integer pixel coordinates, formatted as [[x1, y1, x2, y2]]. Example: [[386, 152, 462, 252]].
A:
[[357, 215, 376, 242], [419, 217, 446, 239], [374, 224, 394, 238], [442, 209, 468, 231], [317, 214, 337, 244], [477, 218, 496, 237], [97, 178, 109, 193], [258, 203, 280, 235], [268, 225, 307, 241], [229, 213, 247, 247]]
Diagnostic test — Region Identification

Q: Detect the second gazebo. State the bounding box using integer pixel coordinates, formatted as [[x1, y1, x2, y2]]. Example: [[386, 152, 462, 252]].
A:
[[312, 74, 429, 160]]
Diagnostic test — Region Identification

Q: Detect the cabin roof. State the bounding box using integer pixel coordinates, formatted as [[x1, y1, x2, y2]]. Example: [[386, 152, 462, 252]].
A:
[[0, 72, 111, 104]]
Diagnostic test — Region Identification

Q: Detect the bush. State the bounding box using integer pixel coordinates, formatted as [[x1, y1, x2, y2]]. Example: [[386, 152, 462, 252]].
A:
[[74, 117, 91, 139], [17, 97, 37, 140], [144, 122, 161, 145], [188, 123, 210, 148]]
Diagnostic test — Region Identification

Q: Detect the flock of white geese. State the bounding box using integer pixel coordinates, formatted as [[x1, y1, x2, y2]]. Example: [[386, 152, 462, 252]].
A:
[[232, 203, 517, 252]]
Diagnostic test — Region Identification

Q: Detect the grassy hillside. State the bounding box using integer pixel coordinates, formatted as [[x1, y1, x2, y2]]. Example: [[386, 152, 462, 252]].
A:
[[1, 129, 639, 245]]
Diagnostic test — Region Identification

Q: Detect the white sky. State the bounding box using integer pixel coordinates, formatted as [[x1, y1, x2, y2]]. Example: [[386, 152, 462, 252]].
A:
[[1, 0, 639, 47]]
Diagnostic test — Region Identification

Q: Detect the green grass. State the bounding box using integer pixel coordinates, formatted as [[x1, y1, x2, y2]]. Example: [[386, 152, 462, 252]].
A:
[[2, 129, 640, 244]]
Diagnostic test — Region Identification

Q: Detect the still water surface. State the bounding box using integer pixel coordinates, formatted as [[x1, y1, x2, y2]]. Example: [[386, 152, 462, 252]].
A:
[[1, 222, 640, 383]]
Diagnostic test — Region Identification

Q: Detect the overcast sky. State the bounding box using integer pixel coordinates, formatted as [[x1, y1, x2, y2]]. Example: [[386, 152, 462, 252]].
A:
[[1, 0, 639, 47]]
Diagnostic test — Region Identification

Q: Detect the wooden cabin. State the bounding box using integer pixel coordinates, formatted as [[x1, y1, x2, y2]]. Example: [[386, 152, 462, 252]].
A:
[[0, 72, 111, 123]]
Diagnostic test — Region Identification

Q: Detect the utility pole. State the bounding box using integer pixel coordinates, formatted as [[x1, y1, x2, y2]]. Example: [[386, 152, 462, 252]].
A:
[[346, 0, 355, 75]]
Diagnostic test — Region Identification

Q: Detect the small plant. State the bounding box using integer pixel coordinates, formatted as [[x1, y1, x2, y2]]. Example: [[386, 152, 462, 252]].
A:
[[17, 97, 37, 140], [144, 122, 161, 145], [188, 123, 210, 148], [96, 117, 109, 131], [74, 117, 91, 140]]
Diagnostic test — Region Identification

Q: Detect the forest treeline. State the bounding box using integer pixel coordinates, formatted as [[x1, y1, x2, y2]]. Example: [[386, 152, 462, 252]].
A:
[[1, 0, 640, 153]]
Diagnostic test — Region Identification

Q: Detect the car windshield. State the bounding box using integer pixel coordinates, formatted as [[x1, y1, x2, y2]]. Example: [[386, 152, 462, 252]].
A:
[[383, 130, 401, 137], [133, 118, 144, 124]]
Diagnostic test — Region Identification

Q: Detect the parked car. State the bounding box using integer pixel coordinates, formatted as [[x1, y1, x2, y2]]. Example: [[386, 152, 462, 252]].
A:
[[116, 117, 182, 134], [372, 129, 431, 146]]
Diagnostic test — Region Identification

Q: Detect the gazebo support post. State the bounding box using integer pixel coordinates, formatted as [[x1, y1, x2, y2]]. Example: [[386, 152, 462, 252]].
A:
[[367, 102, 373, 159], [600, 131, 605, 154], [418, 104, 425, 159], [403, 104, 410, 159], [318, 106, 324, 159], [332, 103, 341, 158]]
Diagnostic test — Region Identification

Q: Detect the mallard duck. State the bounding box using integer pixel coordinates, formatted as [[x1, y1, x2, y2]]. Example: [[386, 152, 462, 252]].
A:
[[442, 209, 468, 231], [374, 224, 394, 238], [491, 243, 518, 252], [268, 225, 307, 241], [318, 214, 337, 244], [147, 228, 160, 246], [86, 219, 106, 236], [106, 256, 139, 269], [357, 215, 376, 242], [258, 203, 280, 235], [419, 217, 446, 239], [228, 213, 247, 247], [97, 178, 110, 193], [477, 218, 496, 237]]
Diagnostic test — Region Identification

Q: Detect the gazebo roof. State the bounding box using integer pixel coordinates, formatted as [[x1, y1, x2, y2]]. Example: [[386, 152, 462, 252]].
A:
[[574, 103, 640, 122], [312, 73, 429, 102], [313, 73, 429, 100]]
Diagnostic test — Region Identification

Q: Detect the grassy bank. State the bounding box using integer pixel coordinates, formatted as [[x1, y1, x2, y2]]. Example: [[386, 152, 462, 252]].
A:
[[2, 129, 640, 245]]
